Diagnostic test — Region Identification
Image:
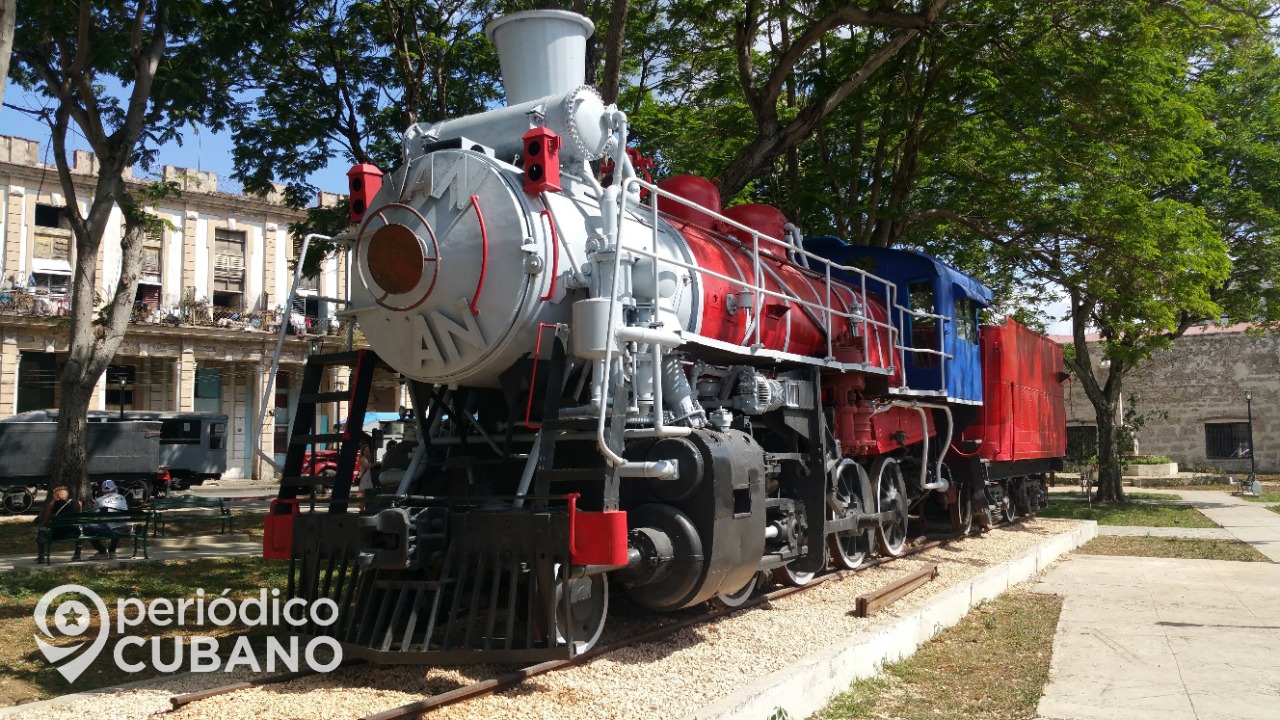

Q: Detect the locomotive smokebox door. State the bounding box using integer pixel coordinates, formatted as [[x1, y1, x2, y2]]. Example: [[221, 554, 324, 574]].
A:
[[522, 126, 562, 194]]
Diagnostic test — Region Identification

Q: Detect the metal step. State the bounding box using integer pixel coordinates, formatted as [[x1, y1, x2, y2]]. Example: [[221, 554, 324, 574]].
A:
[[308, 350, 364, 367], [291, 433, 346, 445], [300, 391, 350, 403]]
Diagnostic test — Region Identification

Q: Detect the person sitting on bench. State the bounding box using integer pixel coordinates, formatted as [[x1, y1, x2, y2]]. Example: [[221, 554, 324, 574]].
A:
[[35, 486, 82, 562], [84, 480, 132, 560]]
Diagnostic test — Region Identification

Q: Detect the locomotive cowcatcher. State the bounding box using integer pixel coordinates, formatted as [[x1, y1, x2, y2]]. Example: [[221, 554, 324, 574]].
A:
[[263, 9, 1067, 665]]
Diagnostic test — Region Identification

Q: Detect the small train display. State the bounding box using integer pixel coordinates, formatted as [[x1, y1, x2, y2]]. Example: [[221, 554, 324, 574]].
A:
[[267, 10, 1067, 665], [0, 410, 227, 513]]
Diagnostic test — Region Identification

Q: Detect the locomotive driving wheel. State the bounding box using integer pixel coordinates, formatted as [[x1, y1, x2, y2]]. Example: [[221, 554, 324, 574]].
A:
[[947, 466, 973, 535], [552, 568, 609, 655], [773, 561, 817, 587], [712, 573, 759, 609], [872, 457, 909, 557], [2, 485, 33, 514], [1002, 479, 1021, 522], [827, 461, 869, 570]]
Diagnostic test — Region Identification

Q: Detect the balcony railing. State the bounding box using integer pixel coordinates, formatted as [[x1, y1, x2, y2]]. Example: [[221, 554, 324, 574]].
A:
[[0, 288, 353, 338]]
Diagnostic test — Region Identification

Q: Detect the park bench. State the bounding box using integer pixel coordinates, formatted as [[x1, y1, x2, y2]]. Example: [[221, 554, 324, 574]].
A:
[[36, 509, 151, 564], [148, 495, 234, 536]]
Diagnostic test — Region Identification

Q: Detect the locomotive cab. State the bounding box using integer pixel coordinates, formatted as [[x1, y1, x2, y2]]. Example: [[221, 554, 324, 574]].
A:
[[804, 239, 992, 406]]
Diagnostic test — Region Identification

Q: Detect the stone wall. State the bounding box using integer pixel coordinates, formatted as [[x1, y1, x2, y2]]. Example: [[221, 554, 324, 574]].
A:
[[1064, 327, 1279, 473]]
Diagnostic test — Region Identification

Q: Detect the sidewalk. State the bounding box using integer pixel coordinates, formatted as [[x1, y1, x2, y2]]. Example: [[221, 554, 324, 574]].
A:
[[1033, 556, 1280, 720], [0, 534, 262, 573], [1033, 489, 1280, 720], [1169, 490, 1280, 561]]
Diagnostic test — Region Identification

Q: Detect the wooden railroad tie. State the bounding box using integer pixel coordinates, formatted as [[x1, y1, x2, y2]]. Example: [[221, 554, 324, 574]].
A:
[[854, 563, 939, 618]]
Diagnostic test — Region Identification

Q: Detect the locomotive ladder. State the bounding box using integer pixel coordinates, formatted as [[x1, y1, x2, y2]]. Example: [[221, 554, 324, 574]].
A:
[[277, 349, 377, 514]]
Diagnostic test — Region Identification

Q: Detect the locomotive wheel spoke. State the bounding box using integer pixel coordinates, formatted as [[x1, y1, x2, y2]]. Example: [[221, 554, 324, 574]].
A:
[[1001, 480, 1020, 523], [873, 457, 909, 558], [828, 462, 869, 570]]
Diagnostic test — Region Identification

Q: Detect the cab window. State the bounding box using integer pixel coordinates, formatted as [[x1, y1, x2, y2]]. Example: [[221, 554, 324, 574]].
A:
[[953, 296, 978, 345], [908, 281, 939, 366]]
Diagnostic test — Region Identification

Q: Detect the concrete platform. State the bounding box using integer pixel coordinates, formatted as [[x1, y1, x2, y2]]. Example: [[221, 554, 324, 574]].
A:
[[688, 521, 1098, 720], [1033, 555, 1280, 720]]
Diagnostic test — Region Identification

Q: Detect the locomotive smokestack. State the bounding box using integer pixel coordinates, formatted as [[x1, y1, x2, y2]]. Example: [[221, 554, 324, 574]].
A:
[[486, 10, 595, 105]]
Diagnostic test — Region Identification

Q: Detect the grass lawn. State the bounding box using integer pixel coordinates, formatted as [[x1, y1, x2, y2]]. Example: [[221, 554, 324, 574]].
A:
[[1241, 492, 1280, 503], [0, 557, 291, 706], [1076, 536, 1270, 562], [1269, 506, 1280, 517], [0, 510, 266, 557], [1125, 492, 1181, 501], [1036, 497, 1218, 528], [815, 590, 1062, 720]]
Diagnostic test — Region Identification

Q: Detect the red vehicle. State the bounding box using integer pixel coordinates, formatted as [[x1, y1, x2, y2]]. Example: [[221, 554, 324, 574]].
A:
[[299, 448, 359, 485]]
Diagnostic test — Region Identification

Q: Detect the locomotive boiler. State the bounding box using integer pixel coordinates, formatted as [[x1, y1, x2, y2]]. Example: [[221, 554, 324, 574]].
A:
[[267, 9, 1065, 665]]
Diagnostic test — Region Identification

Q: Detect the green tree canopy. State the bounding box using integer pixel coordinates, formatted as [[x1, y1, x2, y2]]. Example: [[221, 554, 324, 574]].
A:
[[8, 0, 277, 499]]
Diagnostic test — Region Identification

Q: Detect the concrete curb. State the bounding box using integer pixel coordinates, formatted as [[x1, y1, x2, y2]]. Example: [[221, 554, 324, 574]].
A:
[[686, 521, 1099, 720], [149, 534, 258, 549], [0, 668, 213, 717]]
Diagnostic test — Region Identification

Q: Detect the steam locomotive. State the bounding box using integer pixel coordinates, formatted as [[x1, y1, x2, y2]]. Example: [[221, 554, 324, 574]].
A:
[[266, 9, 1066, 664]]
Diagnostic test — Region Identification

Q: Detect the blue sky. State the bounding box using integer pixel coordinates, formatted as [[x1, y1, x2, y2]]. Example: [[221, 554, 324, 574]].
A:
[[1, 87, 351, 196]]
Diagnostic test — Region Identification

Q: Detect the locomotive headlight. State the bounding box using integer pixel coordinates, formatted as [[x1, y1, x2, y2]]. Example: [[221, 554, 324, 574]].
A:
[[354, 203, 440, 312], [368, 224, 425, 295]]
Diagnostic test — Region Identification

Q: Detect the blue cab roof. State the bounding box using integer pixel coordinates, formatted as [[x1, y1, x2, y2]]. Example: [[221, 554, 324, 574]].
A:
[[803, 237, 993, 306]]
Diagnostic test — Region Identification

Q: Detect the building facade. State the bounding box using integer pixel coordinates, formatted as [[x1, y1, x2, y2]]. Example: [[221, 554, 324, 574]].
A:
[[0, 134, 398, 480], [1061, 324, 1278, 475]]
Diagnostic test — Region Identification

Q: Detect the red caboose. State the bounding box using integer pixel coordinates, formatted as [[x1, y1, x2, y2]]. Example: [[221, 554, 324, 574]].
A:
[[951, 317, 1068, 524]]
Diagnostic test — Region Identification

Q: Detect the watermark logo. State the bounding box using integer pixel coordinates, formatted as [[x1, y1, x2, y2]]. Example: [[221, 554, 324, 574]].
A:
[[33, 585, 342, 683], [33, 584, 111, 683]]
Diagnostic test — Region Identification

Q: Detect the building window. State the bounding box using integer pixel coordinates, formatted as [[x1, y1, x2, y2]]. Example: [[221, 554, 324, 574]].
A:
[[34, 204, 66, 229], [141, 228, 163, 286], [213, 228, 246, 296], [135, 284, 161, 311], [1205, 422, 1251, 459], [105, 364, 136, 408], [212, 291, 243, 310], [1066, 425, 1098, 463], [29, 272, 70, 295], [16, 352, 57, 412], [195, 368, 222, 399]]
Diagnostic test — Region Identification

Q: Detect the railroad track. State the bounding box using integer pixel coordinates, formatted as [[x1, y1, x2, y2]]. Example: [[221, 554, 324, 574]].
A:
[[167, 520, 1022, 719]]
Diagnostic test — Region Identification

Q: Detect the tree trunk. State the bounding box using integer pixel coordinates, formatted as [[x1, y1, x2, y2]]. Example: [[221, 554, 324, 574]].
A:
[[1093, 399, 1126, 503], [0, 0, 14, 107], [48, 171, 143, 504], [51, 375, 95, 505], [599, 0, 629, 105]]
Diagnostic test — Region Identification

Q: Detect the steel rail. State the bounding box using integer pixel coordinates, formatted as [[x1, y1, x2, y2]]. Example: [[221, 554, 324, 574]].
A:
[[166, 518, 1026, 717], [352, 519, 1022, 720]]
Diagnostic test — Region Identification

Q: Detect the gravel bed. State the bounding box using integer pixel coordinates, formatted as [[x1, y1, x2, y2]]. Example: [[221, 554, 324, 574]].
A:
[[15, 518, 1082, 720]]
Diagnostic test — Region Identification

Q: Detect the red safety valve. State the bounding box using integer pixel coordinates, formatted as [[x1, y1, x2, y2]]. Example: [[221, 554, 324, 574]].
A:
[[347, 163, 384, 224], [522, 126, 562, 194]]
